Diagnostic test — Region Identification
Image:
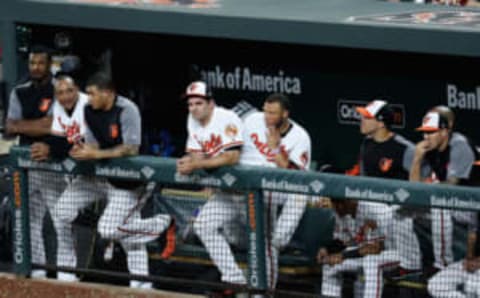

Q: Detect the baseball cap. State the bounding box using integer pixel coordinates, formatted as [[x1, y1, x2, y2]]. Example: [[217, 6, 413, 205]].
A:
[[356, 100, 392, 123], [416, 111, 449, 132], [182, 81, 212, 100]]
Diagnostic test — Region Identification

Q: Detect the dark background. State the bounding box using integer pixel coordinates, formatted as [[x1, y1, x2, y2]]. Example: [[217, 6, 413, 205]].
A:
[[15, 23, 480, 170]]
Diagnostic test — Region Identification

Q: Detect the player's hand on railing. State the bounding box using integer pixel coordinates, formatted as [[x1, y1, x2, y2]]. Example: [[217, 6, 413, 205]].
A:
[[69, 143, 98, 160], [177, 155, 197, 175], [30, 142, 50, 161]]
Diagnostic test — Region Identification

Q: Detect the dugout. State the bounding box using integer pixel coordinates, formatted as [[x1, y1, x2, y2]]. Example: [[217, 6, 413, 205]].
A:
[[1, 0, 480, 169], [1, 0, 480, 295]]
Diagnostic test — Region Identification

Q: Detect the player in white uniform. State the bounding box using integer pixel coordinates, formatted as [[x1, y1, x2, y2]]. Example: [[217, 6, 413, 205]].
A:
[[317, 200, 399, 298], [33, 75, 88, 281], [240, 93, 311, 289], [428, 213, 480, 298], [28, 75, 85, 280], [53, 73, 173, 288], [176, 81, 245, 286]]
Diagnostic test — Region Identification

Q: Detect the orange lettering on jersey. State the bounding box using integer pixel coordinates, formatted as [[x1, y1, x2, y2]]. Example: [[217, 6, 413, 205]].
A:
[[200, 134, 222, 153], [110, 124, 119, 139], [250, 133, 286, 160], [379, 158, 393, 173], [39, 98, 52, 113]]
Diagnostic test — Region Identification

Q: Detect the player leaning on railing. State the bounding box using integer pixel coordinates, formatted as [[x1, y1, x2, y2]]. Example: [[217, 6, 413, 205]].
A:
[[411, 107, 480, 273], [410, 107, 480, 297], [51, 72, 175, 289], [176, 81, 246, 289], [5, 45, 66, 279], [28, 74, 88, 281]]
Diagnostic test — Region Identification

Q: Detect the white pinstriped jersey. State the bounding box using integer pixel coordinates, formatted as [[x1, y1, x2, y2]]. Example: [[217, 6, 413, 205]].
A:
[[240, 112, 311, 169], [186, 106, 244, 157], [51, 92, 89, 144]]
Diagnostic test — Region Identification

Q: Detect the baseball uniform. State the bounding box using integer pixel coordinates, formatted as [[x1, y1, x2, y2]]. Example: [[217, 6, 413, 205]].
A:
[[321, 202, 398, 298], [359, 134, 423, 271], [240, 111, 312, 289], [428, 212, 479, 298], [53, 95, 171, 288], [188, 106, 246, 284], [423, 132, 478, 269], [7, 79, 66, 276]]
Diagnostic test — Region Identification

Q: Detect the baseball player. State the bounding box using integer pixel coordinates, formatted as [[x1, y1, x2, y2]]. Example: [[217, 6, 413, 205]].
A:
[[411, 108, 480, 270], [355, 100, 423, 274], [28, 75, 88, 281], [239, 93, 311, 289], [6, 45, 65, 278], [56, 73, 174, 288], [428, 213, 480, 298], [317, 199, 398, 298], [176, 81, 245, 286]]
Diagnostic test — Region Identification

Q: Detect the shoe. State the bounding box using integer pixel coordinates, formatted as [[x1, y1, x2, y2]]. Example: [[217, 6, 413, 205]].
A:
[[57, 272, 78, 282], [130, 280, 152, 289], [31, 269, 47, 279], [104, 241, 114, 262], [160, 218, 176, 259]]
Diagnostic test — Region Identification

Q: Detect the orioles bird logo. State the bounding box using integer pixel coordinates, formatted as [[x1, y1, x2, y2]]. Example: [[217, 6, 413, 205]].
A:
[[422, 116, 431, 125], [225, 124, 238, 138], [110, 124, 119, 139], [39, 98, 52, 113], [379, 158, 393, 173]]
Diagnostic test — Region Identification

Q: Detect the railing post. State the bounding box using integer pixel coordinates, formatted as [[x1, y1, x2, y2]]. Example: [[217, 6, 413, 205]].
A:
[[246, 190, 267, 292], [9, 167, 31, 277]]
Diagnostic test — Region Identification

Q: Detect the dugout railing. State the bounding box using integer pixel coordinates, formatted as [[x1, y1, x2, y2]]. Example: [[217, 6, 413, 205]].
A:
[[7, 146, 480, 296]]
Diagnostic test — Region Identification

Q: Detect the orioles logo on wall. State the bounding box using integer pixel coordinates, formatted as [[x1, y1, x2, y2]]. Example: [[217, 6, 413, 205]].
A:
[[379, 158, 393, 173], [39, 98, 52, 113], [110, 124, 119, 139], [225, 124, 238, 139]]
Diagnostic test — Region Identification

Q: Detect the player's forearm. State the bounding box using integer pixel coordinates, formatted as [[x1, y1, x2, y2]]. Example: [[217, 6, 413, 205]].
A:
[[467, 232, 477, 259], [196, 150, 240, 169], [409, 158, 423, 182], [95, 144, 139, 159], [6, 117, 52, 137]]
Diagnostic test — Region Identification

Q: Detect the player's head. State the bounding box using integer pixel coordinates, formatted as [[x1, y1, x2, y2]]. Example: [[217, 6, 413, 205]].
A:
[[331, 199, 358, 217], [183, 81, 214, 123], [416, 110, 450, 151], [431, 105, 455, 130], [85, 72, 116, 110], [54, 74, 79, 111], [356, 100, 394, 136], [263, 93, 291, 128], [28, 45, 52, 82]]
